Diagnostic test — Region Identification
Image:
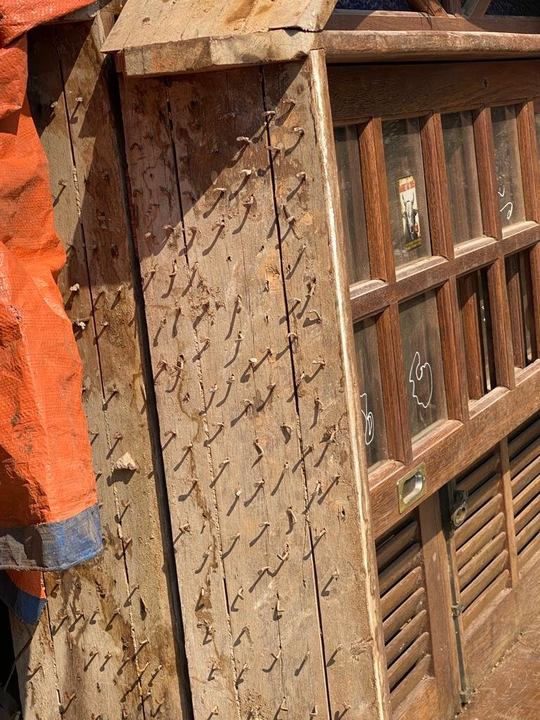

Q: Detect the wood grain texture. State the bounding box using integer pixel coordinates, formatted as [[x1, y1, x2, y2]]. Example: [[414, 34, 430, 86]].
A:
[[407, 0, 448, 16], [263, 52, 390, 719], [103, 0, 336, 51], [329, 61, 540, 126], [15, 20, 190, 720]]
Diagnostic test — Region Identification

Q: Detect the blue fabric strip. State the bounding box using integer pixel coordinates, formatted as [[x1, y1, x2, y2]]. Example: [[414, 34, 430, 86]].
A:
[[0, 504, 102, 571], [0, 571, 47, 625]]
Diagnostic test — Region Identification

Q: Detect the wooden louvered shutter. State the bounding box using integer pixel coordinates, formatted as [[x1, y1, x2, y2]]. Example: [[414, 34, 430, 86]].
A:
[[376, 499, 456, 720], [445, 449, 513, 689], [509, 414, 540, 569]]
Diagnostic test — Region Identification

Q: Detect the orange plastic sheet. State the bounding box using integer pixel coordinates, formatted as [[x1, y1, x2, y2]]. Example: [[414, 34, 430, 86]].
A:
[[0, 0, 101, 623]]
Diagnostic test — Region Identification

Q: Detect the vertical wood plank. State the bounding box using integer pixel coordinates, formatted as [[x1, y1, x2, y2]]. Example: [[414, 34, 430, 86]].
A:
[[120, 76, 240, 720], [21, 21, 190, 720], [167, 68, 329, 720], [529, 242, 540, 359], [438, 280, 468, 421], [517, 101, 540, 223], [264, 51, 391, 720], [11, 611, 61, 720], [499, 439, 520, 587], [418, 495, 461, 720], [458, 273, 486, 401], [487, 259, 515, 390], [421, 113, 454, 260], [358, 118, 395, 283], [378, 306, 410, 464], [505, 254, 526, 369], [474, 107, 502, 241]]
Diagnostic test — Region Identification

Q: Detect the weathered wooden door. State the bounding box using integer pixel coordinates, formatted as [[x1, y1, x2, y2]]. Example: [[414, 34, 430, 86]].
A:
[[330, 59, 540, 719]]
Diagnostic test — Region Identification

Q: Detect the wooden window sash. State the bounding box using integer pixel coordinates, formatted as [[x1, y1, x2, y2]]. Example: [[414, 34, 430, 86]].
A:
[[333, 60, 540, 534]]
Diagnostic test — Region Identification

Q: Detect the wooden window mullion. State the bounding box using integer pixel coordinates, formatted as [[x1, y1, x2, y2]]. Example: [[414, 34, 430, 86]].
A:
[[499, 438, 520, 587], [458, 273, 486, 400], [379, 304, 412, 464], [438, 279, 469, 422], [358, 117, 395, 283], [506, 253, 527, 369], [529, 242, 540, 359], [421, 112, 454, 259], [516, 100, 540, 223], [473, 107, 503, 241], [487, 258, 515, 389]]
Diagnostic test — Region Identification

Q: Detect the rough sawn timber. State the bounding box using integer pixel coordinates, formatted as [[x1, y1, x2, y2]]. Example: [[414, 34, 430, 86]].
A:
[[102, 0, 337, 52], [12, 17, 189, 720], [262, 50, 390, 719]]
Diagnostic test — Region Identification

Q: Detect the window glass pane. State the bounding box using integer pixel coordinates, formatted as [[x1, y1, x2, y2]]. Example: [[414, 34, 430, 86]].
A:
[[399, 292, 447, 439], [334, 125, 370, 284], [457, 269, 496, 401], [491, 105, 526, 229], [442, 111, 483, 244], [383, 117, 432, 267], [353, 318, 387, 467]]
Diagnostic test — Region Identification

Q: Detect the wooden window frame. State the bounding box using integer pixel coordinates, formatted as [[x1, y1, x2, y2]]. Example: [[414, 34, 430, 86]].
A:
[[329, 59, 540, 539]]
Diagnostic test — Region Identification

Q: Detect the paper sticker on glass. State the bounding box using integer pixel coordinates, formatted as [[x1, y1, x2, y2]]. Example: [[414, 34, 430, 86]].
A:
[[383, 117, 432, 266], [398, 175, 422, 250]]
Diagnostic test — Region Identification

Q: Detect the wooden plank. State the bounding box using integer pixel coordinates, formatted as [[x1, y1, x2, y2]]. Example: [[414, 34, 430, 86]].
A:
[[322, 31, 540, 67], [11, 611, 61, 720], [22, 26, 142, 720], [329, 61, 540, 125], [22, 21, 190, 720], [325, 10, 540, 32], [358, 119, 394, 283], [102, 0, 336, 52], [170, 69, 330, 716], [517, 101, 540, 224], [419, 495, 460, 718], [119, 76, 239, 720], [263, 51, 391, 719]]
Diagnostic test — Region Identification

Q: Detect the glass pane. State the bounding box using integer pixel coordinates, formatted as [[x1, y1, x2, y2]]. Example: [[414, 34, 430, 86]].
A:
[[353, 318, 387, 467], [383, 117, 432, 267], [457, 269, 496, 401], [399, 292, 447, 439], [334, 125, 370, 284], [491, 105, 526, 229], [442, 111, 483, 245]]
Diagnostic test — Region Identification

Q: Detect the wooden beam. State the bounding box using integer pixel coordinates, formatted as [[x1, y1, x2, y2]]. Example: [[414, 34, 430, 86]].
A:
[[407, 0, 448, 16], [114, 29, 540, 78], [326, 10, 540, 33], [463, 0, 492, 17]]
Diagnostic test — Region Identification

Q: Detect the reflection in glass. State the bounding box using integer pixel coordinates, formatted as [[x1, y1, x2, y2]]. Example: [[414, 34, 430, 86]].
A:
[[442, 111, 483, 244], [383, 117, 432, 267], [334, 125, 370, 284], [353, 318, 387, 467], [399, 292, 447, 439], [491, 105, 525, 230]]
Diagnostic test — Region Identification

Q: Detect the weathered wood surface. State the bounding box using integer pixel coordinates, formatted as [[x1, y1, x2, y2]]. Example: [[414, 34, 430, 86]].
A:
[[13, 18, 189, 720], [263, 52, 390, 719], [119, 51, 388, 719], [111, 29, 540, 78], [103, 0, 336, 52]]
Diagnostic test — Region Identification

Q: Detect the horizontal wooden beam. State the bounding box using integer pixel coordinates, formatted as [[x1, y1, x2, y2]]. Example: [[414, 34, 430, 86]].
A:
[[112, 29, 540, 78], [326, 10, 540, 34]]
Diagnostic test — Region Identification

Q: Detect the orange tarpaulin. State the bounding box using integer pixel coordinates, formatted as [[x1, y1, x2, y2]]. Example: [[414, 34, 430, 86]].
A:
[[0, 0, 101, 622]]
